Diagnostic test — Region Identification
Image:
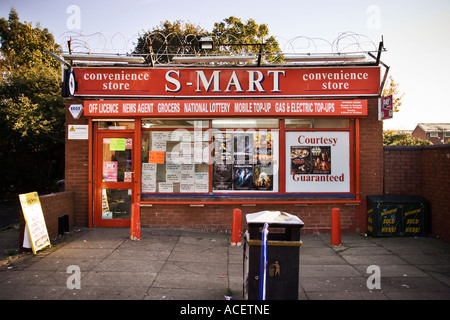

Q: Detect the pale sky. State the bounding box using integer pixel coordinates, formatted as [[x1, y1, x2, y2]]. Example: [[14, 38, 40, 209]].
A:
[[1, 0, 449, 130]]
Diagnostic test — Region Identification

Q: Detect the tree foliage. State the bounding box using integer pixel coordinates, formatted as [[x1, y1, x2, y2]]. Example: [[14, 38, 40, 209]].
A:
[[133, 16, 282, 63], [383, 130, 432, 146], [134, 20, 207, 63], [211, 16, 282, 63], [0, 8, 65, 194], [0, 8, 64, 153], [382, 76, 404, 113]]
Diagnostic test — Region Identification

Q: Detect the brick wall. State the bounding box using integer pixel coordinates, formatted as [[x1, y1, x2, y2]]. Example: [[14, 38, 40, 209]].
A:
[[384, 146, 423, 195], [65, 98, 90, 227], [353, 98, 384, 233], [19, 191, 74, 247], [384, 144, 450, 242], [140, 203, 356, 233]]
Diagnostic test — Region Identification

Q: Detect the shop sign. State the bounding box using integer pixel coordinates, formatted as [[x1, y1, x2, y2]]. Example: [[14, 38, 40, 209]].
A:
[[19, 192, 51, 254], [68, 124, 89, 140], [285, 131, 350, 193], [84, 99, 367, 117], [72, 67, 380, 97], [378, 95, 393, 120]]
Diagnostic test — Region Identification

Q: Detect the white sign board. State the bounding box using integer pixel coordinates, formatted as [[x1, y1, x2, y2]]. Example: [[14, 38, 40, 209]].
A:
[[68, 124, 89, 140], [285, 131, 350, 193], [19, 192, 51, 254]]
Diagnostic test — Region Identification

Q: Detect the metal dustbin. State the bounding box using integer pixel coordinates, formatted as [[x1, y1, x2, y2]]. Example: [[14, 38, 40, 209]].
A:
[[243, 211, 304, 300]]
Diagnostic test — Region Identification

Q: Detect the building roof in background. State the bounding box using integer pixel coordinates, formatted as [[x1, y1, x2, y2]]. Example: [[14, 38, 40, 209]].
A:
[[415, 123, 450, 132]]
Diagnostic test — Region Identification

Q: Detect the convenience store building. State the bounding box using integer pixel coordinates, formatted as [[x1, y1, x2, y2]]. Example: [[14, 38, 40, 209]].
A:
[[64, 60, 387, 233]]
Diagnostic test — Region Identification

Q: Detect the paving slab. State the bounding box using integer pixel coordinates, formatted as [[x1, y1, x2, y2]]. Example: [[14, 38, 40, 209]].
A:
[[1, 227, 450, 301]]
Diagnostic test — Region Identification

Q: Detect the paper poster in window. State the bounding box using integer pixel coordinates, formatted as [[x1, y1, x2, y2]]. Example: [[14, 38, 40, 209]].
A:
[[290, 146, 312, 174], [233, 164, 253, 190], [212, 164, 232, 190], [311, 146, 331, 174], [253, 164, 273, 190], [103, 161, 118, 182]]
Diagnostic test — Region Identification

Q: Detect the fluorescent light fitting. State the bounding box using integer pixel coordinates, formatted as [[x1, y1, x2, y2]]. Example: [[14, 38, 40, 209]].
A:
[[62, 53, 145, 63], [284, 54, 366, 62], [172, 55, 255, 63]]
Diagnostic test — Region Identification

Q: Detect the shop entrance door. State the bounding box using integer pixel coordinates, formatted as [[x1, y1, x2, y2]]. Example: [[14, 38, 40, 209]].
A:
[[94, 132, 134, 227]]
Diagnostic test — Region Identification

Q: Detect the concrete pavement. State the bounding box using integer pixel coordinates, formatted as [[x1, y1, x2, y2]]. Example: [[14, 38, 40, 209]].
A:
[[1, 227, 450, 300]]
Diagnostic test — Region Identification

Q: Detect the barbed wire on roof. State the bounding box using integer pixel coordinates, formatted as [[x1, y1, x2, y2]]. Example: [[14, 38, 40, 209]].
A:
[[57, 31, 381, 64]]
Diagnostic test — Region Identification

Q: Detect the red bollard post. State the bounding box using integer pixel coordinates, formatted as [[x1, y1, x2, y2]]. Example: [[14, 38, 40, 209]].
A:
[[130, 203, 141, 241], [231, 208, 242, 246], [330, 207, 341, 245]]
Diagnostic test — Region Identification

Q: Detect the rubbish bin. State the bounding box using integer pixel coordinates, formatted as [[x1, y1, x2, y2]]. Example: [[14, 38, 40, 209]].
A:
[[243, 211, 304, 300]]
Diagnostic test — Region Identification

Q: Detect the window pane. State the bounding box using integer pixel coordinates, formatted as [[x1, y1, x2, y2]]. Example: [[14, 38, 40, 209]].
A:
[[285, 118, 349, 129], [101, 189, 131, 220], [211, 129, 279, 192], [97, 121, 135, 130], [141, 130, 210, 194], [102, 138, 132, 182], [212, 119, 278, 128], [142, 119, 208, 129]]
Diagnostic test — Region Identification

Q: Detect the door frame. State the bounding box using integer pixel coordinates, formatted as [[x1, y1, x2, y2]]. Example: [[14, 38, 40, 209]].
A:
[[93, 130, 136, 227]]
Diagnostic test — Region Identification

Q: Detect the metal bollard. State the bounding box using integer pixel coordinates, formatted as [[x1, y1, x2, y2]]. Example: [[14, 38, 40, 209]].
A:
[[130, 203, 141, 241], [259, 223, 269, 300], [331, 207, 341, 245]]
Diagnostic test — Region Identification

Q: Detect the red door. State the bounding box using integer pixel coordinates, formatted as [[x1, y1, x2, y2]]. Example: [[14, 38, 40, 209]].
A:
[[94, 132, 134, 227]]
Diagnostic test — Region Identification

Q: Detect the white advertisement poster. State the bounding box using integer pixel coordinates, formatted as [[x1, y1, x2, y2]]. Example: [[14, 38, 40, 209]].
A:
[[285, 131, 350, 193]]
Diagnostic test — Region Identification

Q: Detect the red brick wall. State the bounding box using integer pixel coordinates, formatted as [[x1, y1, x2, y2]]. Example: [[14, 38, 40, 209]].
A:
[[384, 144, 450, 242], [383, 146, 423, 195], [19, 191, 74, 246], [354, 98, 384, 233], [140, 203, 356, 233], [422, 145, 450, 242], [65, 98, 90, 227]]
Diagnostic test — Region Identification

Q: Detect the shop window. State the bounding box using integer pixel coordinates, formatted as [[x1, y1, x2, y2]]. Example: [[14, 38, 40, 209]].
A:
[[211, 129, 279, 192], [142, 119, 208, 129], [141, 129, 210, 194], [212, 119, 279, 129], [97, 121, 135, 130], [285, 118, 349, 129]]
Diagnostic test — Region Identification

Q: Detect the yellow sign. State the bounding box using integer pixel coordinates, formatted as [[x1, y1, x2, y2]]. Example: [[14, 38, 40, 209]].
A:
[[19, 192, 51, 254]]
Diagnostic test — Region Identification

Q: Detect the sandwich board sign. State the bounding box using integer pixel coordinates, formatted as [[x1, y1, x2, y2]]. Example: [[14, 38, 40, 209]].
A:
[[19, 192, 51, 254]]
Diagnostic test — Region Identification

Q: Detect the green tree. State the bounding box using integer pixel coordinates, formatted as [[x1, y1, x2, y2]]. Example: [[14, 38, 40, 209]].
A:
[[133, 16, 282, 64], [0, 8, 65, 194], [211, 16, 282, 63], [134, 20, 207, 63], [383, 130, 431, 146]]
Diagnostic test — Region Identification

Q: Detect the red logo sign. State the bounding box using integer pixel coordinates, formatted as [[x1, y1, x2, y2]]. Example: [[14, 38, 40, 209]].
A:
[[73, 67, 380, 97]]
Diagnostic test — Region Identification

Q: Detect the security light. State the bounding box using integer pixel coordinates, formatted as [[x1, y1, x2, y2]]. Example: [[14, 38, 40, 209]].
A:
[[199, 37, 214, 50]]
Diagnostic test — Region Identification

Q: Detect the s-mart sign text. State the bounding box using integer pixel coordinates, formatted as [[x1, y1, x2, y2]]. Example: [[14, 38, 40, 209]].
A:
[[73, 67, 380, 97], [84, 99, 367, 117]]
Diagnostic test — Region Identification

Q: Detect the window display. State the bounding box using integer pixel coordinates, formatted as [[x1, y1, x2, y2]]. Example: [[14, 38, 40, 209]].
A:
[[211, 130, 279, 193], [141, 129, 209, 193]]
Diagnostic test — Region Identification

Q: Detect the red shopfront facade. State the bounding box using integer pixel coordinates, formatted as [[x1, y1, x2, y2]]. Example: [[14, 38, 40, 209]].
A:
[[65, 66, 383, 233]]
